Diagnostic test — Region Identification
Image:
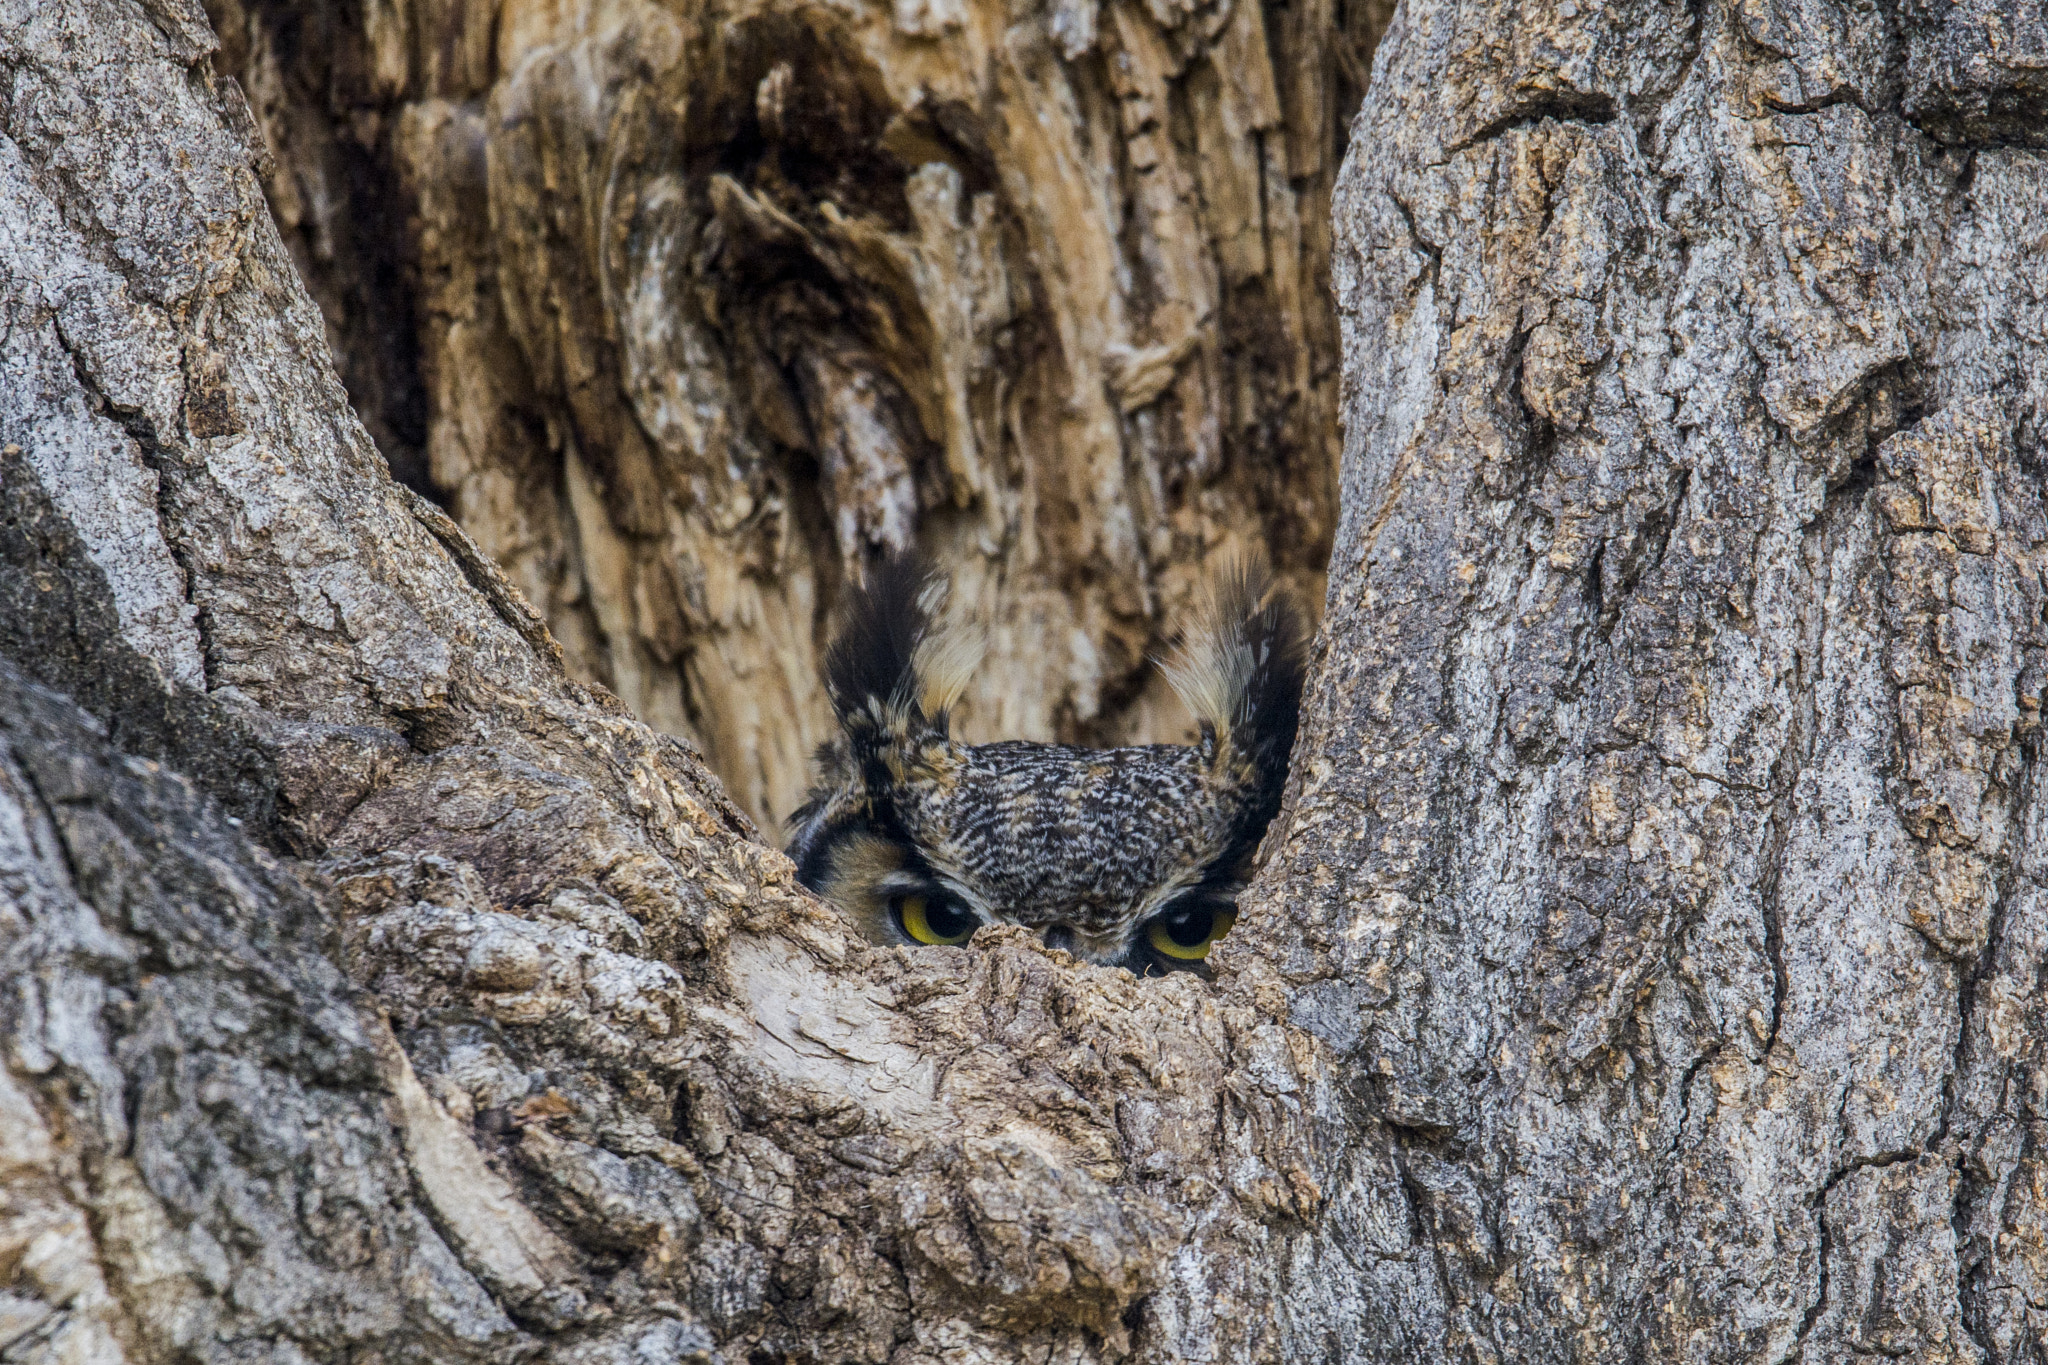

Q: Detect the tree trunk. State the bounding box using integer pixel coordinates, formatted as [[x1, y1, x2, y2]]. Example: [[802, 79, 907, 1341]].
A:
[[197, 0, 1391, 831], [1265, 0, 2048, 1357], [3, 4, 2045, 1365]]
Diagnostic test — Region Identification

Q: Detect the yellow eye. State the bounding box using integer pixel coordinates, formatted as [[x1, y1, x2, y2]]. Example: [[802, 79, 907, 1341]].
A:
[[895, 893, 979, 946], [1147, 904, 1239, 961]]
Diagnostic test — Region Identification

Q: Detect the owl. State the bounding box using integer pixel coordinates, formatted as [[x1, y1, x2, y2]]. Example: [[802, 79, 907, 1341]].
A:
[[786, 555, 1306, 975]]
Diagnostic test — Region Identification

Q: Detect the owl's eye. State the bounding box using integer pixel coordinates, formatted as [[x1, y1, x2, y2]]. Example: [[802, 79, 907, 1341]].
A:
[[894, 893, 980, 946], [1146, 904, 1239, 961]]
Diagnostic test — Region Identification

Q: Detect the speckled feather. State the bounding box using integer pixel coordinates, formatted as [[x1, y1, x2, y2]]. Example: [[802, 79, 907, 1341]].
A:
[[898, 740, 1247, 934]]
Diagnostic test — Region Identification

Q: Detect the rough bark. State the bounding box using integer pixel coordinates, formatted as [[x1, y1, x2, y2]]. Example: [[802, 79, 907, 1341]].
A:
[[0, 7, 1323, 1362], [4, 2, 2047, 1365], [199, 0, 1392, 830], [1263, 0, 2048, 1357]]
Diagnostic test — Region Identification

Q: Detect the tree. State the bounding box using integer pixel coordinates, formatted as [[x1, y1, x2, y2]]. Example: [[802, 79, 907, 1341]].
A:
[[1, 2, 2043, 1365], [1281, 0, 2048, 1355]]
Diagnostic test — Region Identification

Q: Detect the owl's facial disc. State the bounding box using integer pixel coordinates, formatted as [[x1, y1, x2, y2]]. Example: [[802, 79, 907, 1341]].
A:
[[800, 818, 1242, 974], [1024, 894, 1243, 976], [806, 830, 993, 948]]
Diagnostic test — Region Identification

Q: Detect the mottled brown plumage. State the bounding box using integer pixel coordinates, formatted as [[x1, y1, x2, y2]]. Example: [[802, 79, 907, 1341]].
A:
[[787, 555, 1305, 974]]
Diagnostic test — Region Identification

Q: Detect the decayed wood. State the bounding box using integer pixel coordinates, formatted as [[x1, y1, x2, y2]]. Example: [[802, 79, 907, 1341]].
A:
[[202, 0, 1392, 832]]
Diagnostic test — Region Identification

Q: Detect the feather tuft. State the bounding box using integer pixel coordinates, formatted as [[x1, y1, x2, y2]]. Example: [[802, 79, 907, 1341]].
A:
[[1159, 557, 1307, 800], [913, 622, 986, 722], [822, 552, 980, 742], [823, 553, 927, 727]]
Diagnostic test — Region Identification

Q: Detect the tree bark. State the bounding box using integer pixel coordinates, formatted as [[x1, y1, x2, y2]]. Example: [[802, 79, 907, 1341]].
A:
[[197, 0, 1391, 830], [1265, 0, 2048, 1357], [3, 3, 2046, 1365]]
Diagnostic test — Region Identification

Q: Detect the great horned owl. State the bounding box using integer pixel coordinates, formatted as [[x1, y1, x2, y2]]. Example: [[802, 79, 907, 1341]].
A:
[[786, 556, 1306, 975]]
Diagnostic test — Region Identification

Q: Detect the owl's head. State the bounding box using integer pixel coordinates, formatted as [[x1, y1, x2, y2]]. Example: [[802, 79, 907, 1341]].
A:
[[786, 555, 1306, 975]]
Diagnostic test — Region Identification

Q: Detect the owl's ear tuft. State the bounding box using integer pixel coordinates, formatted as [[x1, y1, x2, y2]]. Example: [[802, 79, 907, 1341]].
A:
[[1160, 557, 1308, 798], [824, 553, 981, 745], [824, 552, 929, 726], [912, 618, 984, 723]]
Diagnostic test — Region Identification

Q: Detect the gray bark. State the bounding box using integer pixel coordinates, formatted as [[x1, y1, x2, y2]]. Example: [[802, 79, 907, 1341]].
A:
[[1266, 0, 2048, 1357], [2, 1, 2044, 1365]]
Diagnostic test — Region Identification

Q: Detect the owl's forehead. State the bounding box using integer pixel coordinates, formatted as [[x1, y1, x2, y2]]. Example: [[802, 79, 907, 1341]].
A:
[[898, 740, 1237, 929]]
